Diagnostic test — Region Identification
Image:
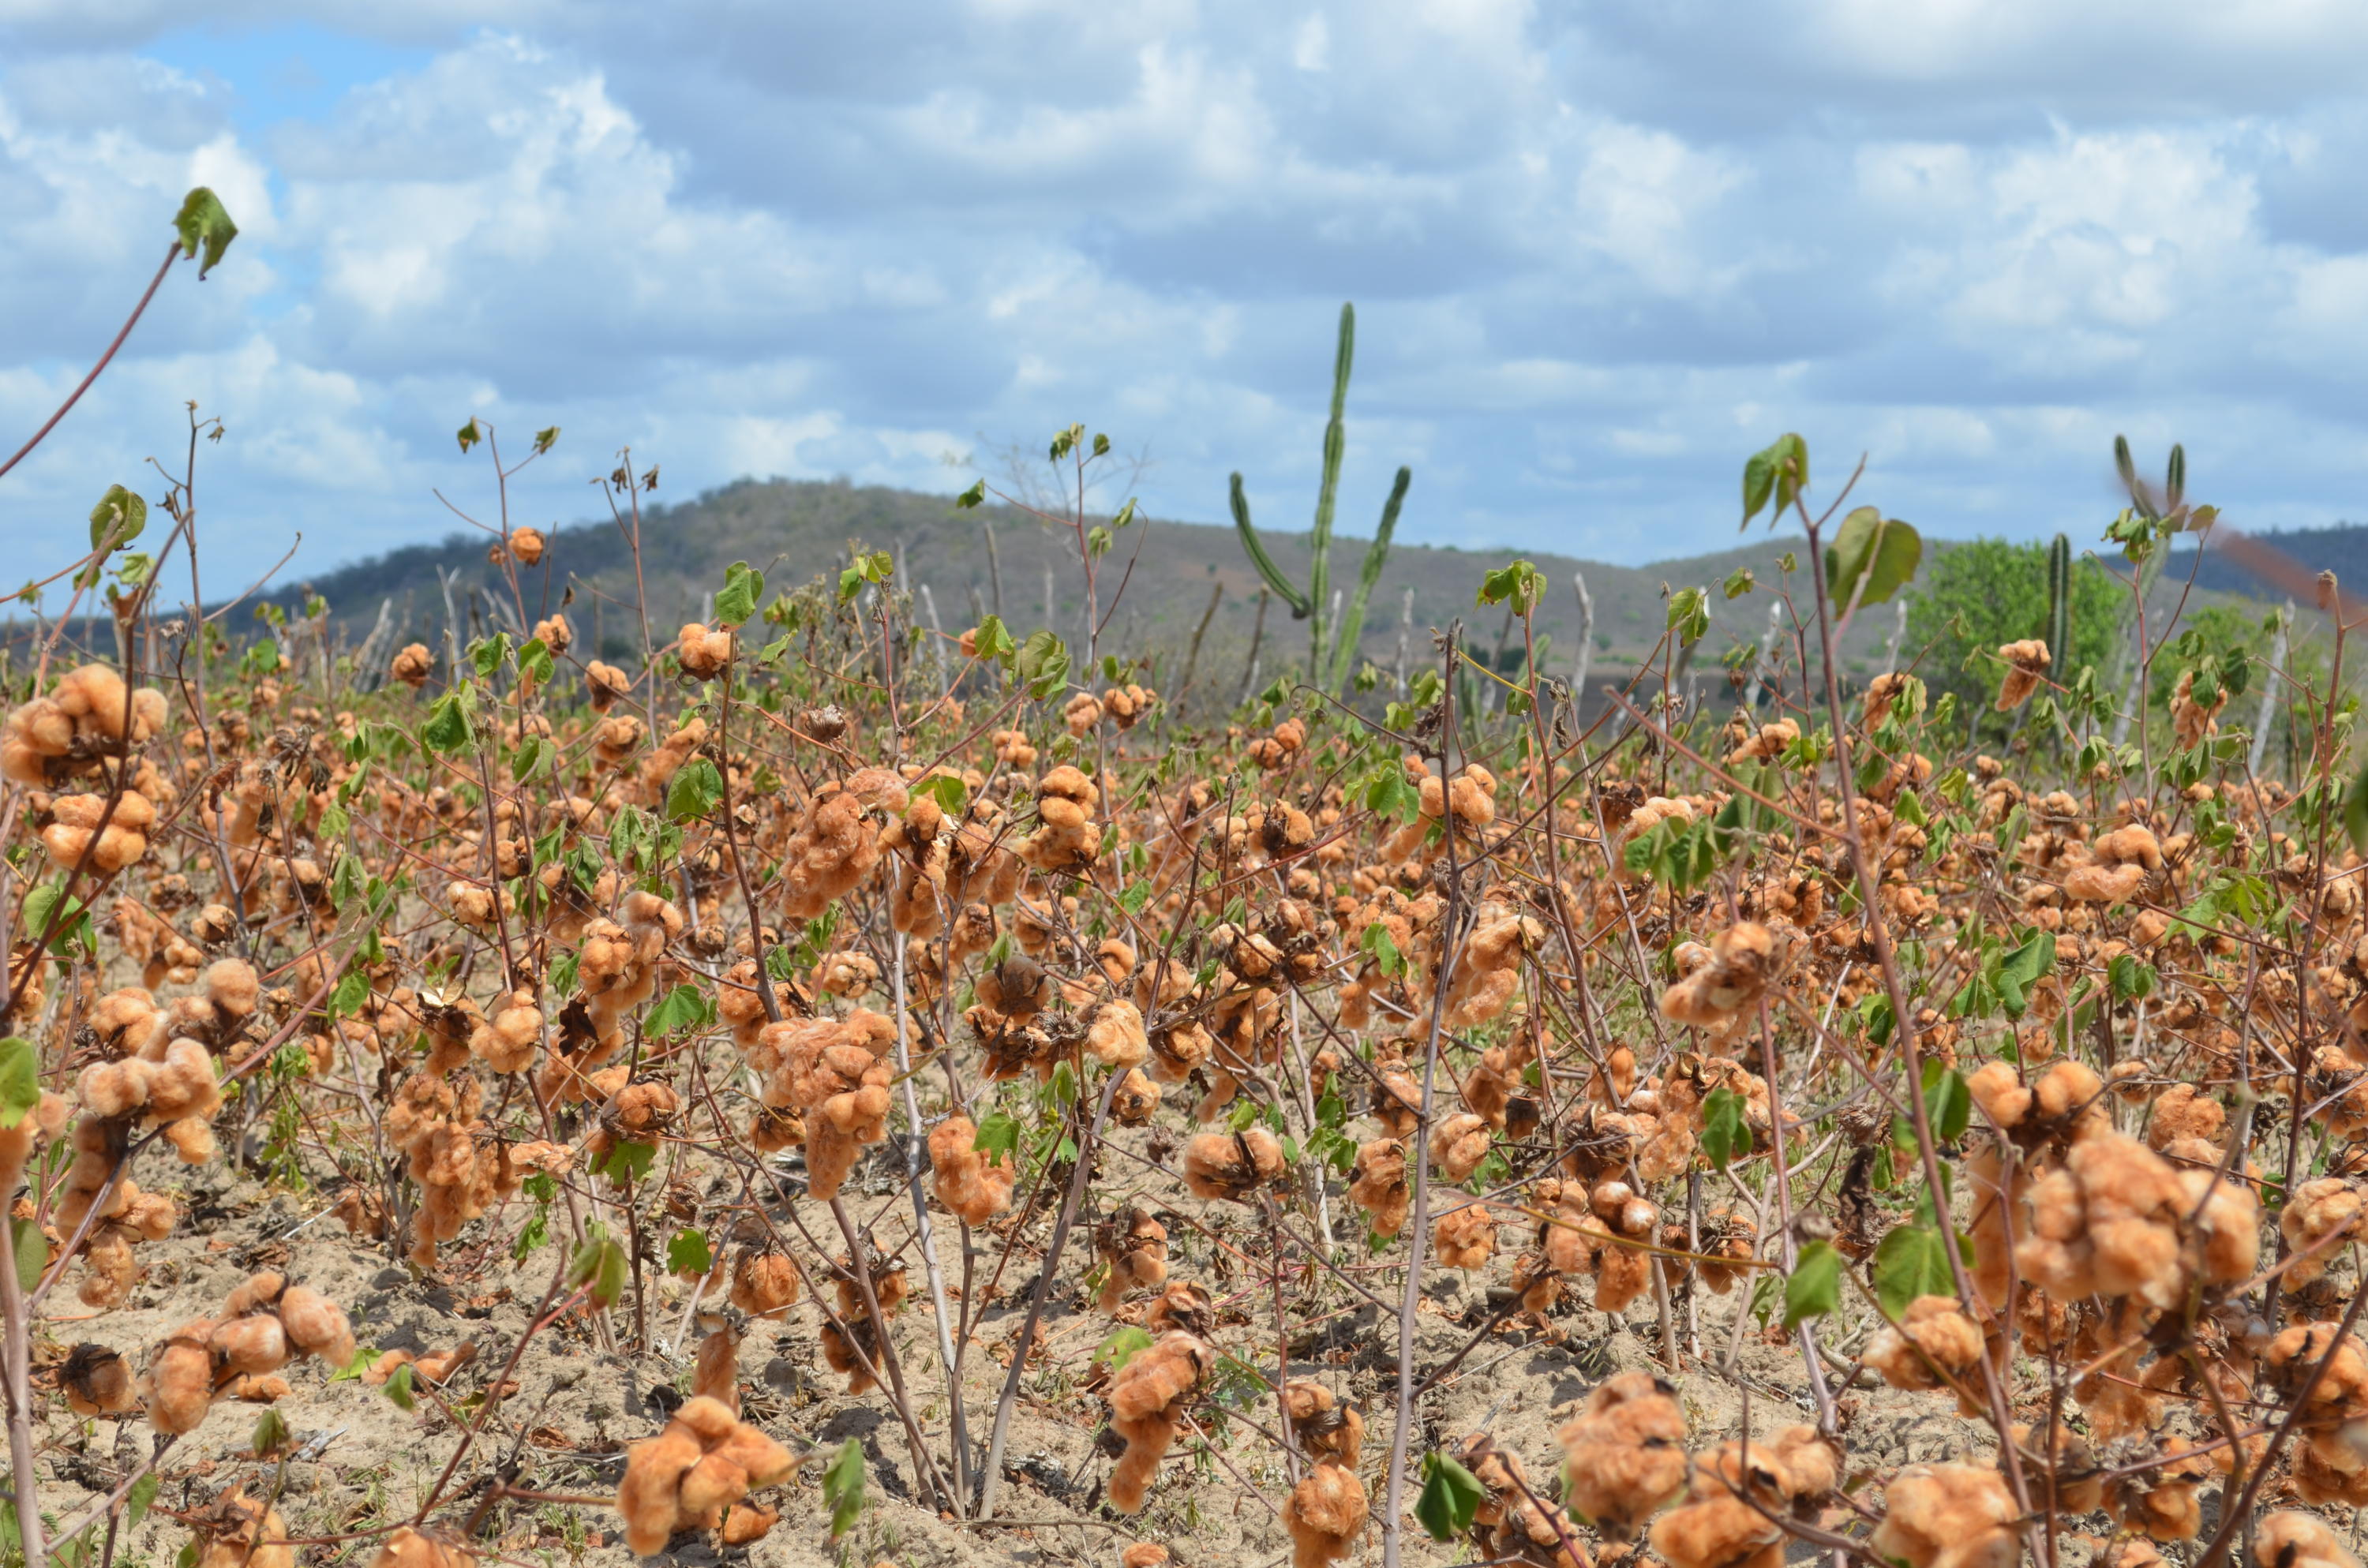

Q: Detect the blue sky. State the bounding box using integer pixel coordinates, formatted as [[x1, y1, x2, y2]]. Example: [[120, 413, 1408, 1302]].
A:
[[4, 2, 2368, 593]]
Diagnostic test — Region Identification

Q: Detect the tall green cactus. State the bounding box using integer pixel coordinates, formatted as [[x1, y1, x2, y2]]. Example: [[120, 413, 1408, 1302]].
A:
[[2044, 533, 2072, 663], [2114, 435, 2186, 522], [1229, 302, 1414, 694]]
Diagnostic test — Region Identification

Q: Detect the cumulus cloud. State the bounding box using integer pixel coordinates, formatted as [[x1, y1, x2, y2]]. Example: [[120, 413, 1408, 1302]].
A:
[[0, 1, 2365, 595]]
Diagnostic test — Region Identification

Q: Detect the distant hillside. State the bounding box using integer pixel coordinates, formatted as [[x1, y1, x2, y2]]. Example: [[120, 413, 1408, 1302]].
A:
[[2173, 522, 2368, 601], [276, 477, 1939, 695]]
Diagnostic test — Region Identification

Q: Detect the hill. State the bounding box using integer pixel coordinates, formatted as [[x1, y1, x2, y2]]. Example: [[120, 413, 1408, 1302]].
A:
[[278, 477, 1943, 705], [2171, 522, 2368, 601]]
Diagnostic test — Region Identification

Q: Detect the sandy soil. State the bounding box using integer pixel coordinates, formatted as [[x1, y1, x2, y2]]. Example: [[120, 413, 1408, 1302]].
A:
[[32, 1132, 2006, 1568]]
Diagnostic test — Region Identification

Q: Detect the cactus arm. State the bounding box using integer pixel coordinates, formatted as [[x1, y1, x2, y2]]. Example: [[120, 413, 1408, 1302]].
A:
[[2046, 533, 2072, 664], [2113, 434, 2143, 515], [1326, 464, 1410, 692], [2167, 443, 2186, 511], [1229, 473, 1313, 619], [1307, 303, 1354, 676]]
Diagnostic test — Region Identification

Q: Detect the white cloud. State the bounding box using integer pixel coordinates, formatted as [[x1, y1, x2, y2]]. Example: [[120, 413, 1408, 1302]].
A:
[[1, 0, 2366, 594]]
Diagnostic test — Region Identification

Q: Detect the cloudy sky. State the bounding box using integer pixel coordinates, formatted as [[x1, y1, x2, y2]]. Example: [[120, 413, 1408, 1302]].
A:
[[2, 2, 2366, 592]]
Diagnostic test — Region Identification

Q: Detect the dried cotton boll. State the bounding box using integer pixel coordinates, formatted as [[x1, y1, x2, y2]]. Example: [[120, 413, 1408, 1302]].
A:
[[1456, 1439, 1586, 1568], [1648, 1447, 1787, 1568], [1096, 1207, 1167, 1312], [1557, 1372, 1689, 1538], [1864, 1295, 1987, 1395], [1348, 1140, 1410, 1238], [1104, 683, 1155, 728], [390, 645, 435, 688], [2254, 1512, 2363, 1568], [141, 1318, 219, 1435], [1444, 911, 1542, 1029], [729, 1251, 802, 1318], [1021, 765, 1103, 874], [1182, 1128, 1285, 1201], [1111, 1067, 1162, 1125], [675, 622, 734, 679], [814, 951, 879, 1000], [1122, 1546, 1170, 1568], [2063, 860, 2148, 904], [615, 1394, 799, 1556], [1434, 1205, 1497, 1270], [1283, 1461, 1367, 1568], [1283, 1381, 1364, 1465], [468, 993, 541, 1073], [1659, 922, 1780, 1035], [1869, 1464, 2021, 1568], [779, 783, 891, 921], [369, 1527, 476, 1568], [208, 1314, 290, 1375], [2171, 668, 2227, 749], [1430, 1113, 1492, 1182], [927, 1116, 1015, 1225], [61, 1343, 134, 1416], [192, 1488, 295, 1568], [2282, 1178, 2366, 1289], [719, 1504, 778, 1547], [1063, 692, 1103, 735], [976, 952, 1051, 1019], [277, 1283, 358, 1368], [1085, 998, 1149, 1068], [2104, 1439, 2210, 1542], [1106, 1331, 1210, 1514], [1995, 639, 2051, 711]]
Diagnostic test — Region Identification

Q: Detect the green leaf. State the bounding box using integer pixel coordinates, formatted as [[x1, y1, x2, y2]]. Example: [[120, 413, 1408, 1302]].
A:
[[716, 561, 764, 627], [0, 1039, 39, 1130], [125, 1473, 159, 1533], [88, 485, 148, 552], [2345, 759, 2368, 860], [594, 1140, 657, 1184], [916, 773, 968, 816], [1723, 567, 1756, 600], [1093, 1325, 1153, 1374], [421, 693, 474, 755], [517, 637, 554, 688], [568, 1224, 629, 1308], [1415, 1450, 1486, 1541], [1995, 930, 2056, 1019], [972, 1111, 1021, 1167], [9, 1216, 40, 1293], [1741, 433, 1808, 528], [1921, 1061, 1972, 1143], [172, 187, 238, 279], [2108, 953, 2158, 1003], [383, 1361, 417, 1412], [251, 1407, 292, 1458], [331, 1347, 380, 1383], [1823, 507, 1923, 612], [666, 758, 725, 823], [1702, 1086, 1752, 1170], [955, 480, 987, 509], [1477, 560, 1547, 616], [667, 1228, 713, 1276], [1666, 586, 1709, 648], [1782, 1239, 1842, 1330], [823, 1438, 867, 1539], [969, 616, 1017, 665], [1015, 630, 1071, 700], [455, 418, 481, 455], [646, 984, 715, 1037], [1872, 1224, 1958, 1319]]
